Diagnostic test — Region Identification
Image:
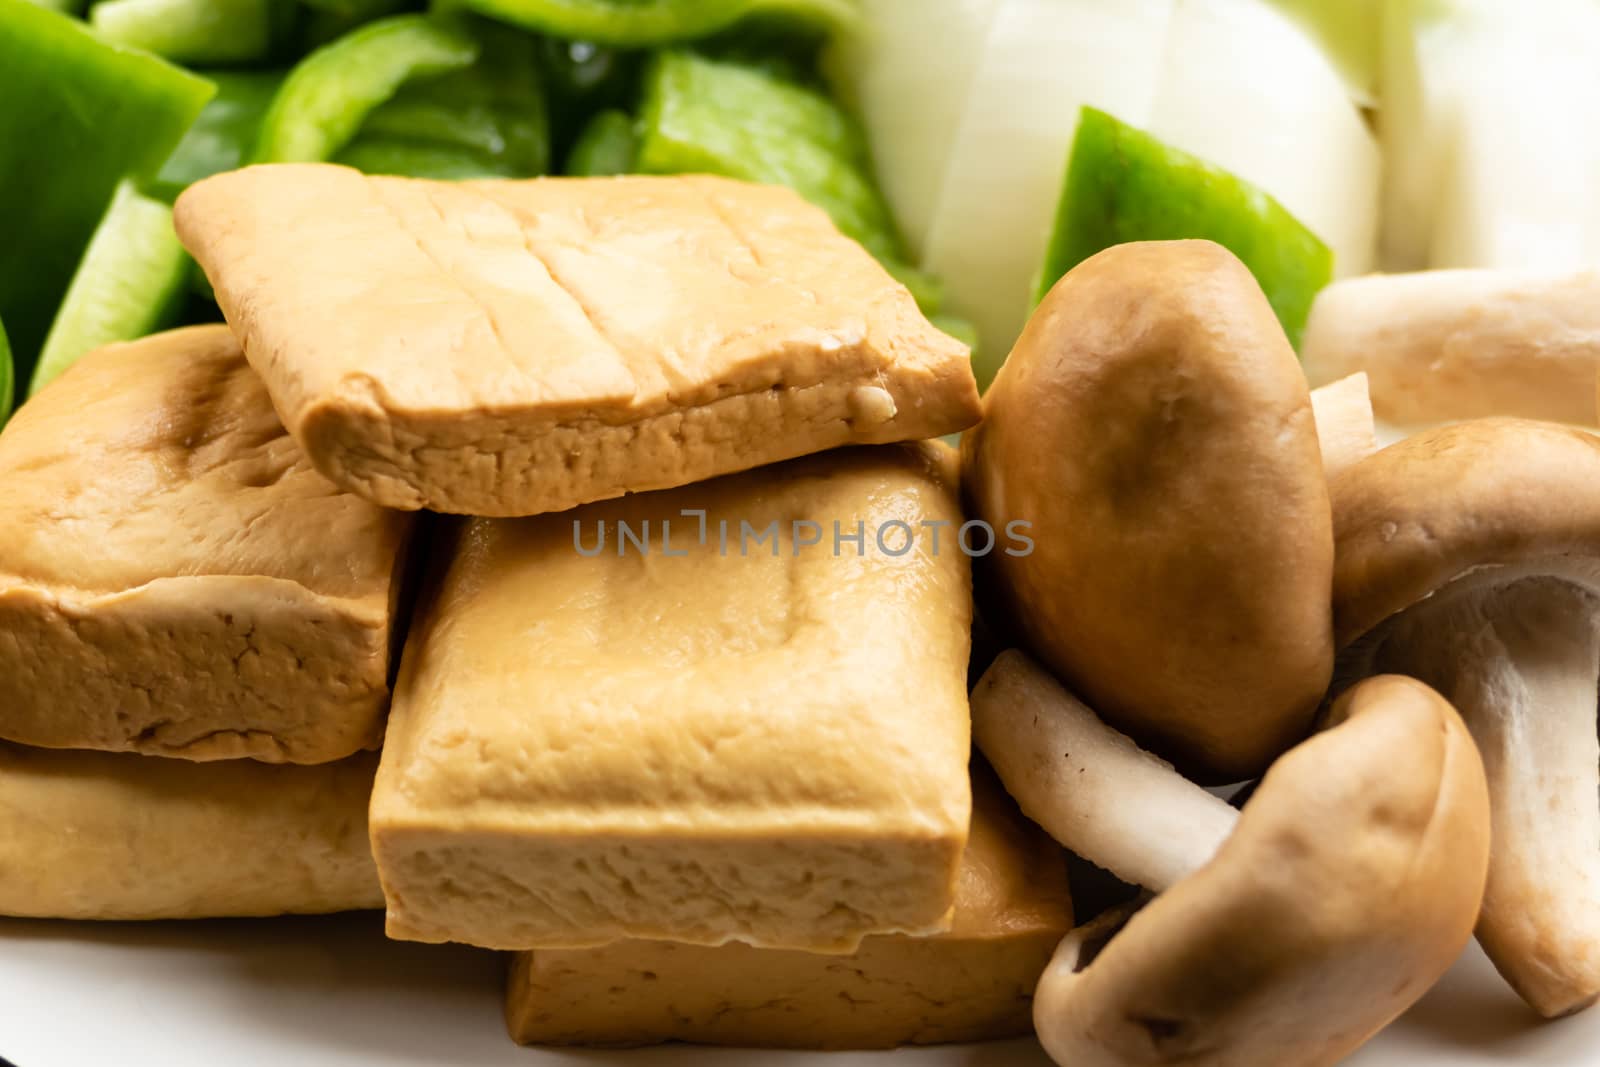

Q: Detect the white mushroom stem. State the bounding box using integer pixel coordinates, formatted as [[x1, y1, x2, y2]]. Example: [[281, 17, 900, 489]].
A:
[[1302, 269, 1600, 427], [1358, 568, 1600, 1017], [1310, 372, 1378, 480], [972, 649, 1238, 893]]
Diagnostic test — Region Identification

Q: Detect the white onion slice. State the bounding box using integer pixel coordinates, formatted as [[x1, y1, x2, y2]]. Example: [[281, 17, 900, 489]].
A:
[[1268, 0, 1381, 107], [1424, 5, 1600, 270], [920, 0, 1175, 364], [1148, 0, 1380, 279], [824, 0, 1002, 261]]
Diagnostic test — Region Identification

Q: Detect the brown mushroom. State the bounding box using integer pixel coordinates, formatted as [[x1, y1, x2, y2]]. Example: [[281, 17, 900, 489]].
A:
[[1331, 416, 1600, 1017], [973, 650, 1490, 1066], [963, 240, 1334, 781]]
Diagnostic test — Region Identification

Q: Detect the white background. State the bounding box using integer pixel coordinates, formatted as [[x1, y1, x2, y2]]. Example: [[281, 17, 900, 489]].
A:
[[2, 913, 1596, 1066]]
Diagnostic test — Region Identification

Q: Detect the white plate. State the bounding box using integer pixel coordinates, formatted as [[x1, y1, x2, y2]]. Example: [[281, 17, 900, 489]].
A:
[[0, 914, 1594, 1066]]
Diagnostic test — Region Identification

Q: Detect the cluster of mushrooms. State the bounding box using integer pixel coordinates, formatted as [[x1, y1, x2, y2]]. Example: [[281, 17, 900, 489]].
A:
[[963, 240, 1600, 1065]]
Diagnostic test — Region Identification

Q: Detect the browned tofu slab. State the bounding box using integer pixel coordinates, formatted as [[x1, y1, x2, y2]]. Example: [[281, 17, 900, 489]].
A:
[[370, 444, 973, 952], [175, 164, 981, 517], [505, 764, 1072, 1049], [0, 326, 418, 764], [0, 744, 382, 919]]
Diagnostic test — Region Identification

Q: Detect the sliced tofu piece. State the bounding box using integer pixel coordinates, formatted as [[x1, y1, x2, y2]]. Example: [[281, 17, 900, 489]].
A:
[[0, 325, 418, 764], [0, 745, 381, 919], [505, 763, 1072, 1049], [174, 165, 980, 517], [370, 444, 973, 953]]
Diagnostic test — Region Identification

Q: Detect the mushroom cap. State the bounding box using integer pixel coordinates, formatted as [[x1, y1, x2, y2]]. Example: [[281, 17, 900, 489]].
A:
[[962, 239, 1334, 782], [1333, 417, 1600, 646], [1033, 675, 1490, 1067]]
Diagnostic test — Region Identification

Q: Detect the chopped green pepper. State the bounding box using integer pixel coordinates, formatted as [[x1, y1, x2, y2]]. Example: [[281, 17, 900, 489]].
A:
[[338, 24, 549, 177], [565, 109, 637, 175], [301, 0, 414, 16], [336, 138, 513, 179], [636, 50, 900, 264], [32, 182, 189, 395], [297, 0, 414, 50], [254, 14, 479, 163], [0, 314, 12, 421], [449, 0, 855, 46], [537, 36, 641, 159], [539, 35, 634, 100], [0, 0, 213, 378], [154, 70, 286, 199], [1038, 107, 1333, 349], [90, 0, 293, 66]]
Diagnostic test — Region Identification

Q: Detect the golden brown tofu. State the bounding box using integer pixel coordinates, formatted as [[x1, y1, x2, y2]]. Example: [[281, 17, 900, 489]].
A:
[[0, 744, 382, 919], [0, 326, 418, 764], [371, 445, 973, 953], [175, 165, 981, 517], [505, 765, 1072, 1049]]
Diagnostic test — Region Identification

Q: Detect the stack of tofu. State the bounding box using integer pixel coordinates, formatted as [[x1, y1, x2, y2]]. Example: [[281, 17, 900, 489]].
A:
[[0, 164, 1073, 1048]]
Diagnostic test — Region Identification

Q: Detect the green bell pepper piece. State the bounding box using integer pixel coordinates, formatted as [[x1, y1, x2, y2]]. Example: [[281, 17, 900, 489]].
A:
[[31, 182, 189, 395], [1038, 107, 1333, 350], [90, 0, 293, 66], [154, 70, 286, 199], [537, 36, 641, 159], [336, 138, 512, 179], [0, 314, 13, 421], [301, 0, 413, 16], [564, 109, 636, 176], [636, 50, 900, 264], [23, 0, 81, 12], [254, 14, 480, 163], [540, 35, 634, 100], [0, 0, 212, 379], [297, 0, 413, 50], [339, 24, 549, 177], [447, 0, 855, 46]]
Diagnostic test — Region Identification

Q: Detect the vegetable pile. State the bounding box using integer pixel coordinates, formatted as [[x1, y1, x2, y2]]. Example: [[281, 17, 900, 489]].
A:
[[0, 0, 935, 419], [10, 0, 1595, 429]]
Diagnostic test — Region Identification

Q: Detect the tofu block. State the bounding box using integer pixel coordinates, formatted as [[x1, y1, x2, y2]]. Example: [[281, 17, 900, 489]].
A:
[[0, 326, 418, 764], [371, 444, 973, 952], [174, 164, 981, 517], [505, 764, 1073, 1049], [0, 744, 382, 919]]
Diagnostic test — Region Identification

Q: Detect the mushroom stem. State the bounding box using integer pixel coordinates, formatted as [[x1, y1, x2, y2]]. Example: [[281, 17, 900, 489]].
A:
[[1310, 372, 1378, 481], [1363, 573, 1600, 1017], [972, 650, 1238, 893], [1302, 269, 1600, 427]]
